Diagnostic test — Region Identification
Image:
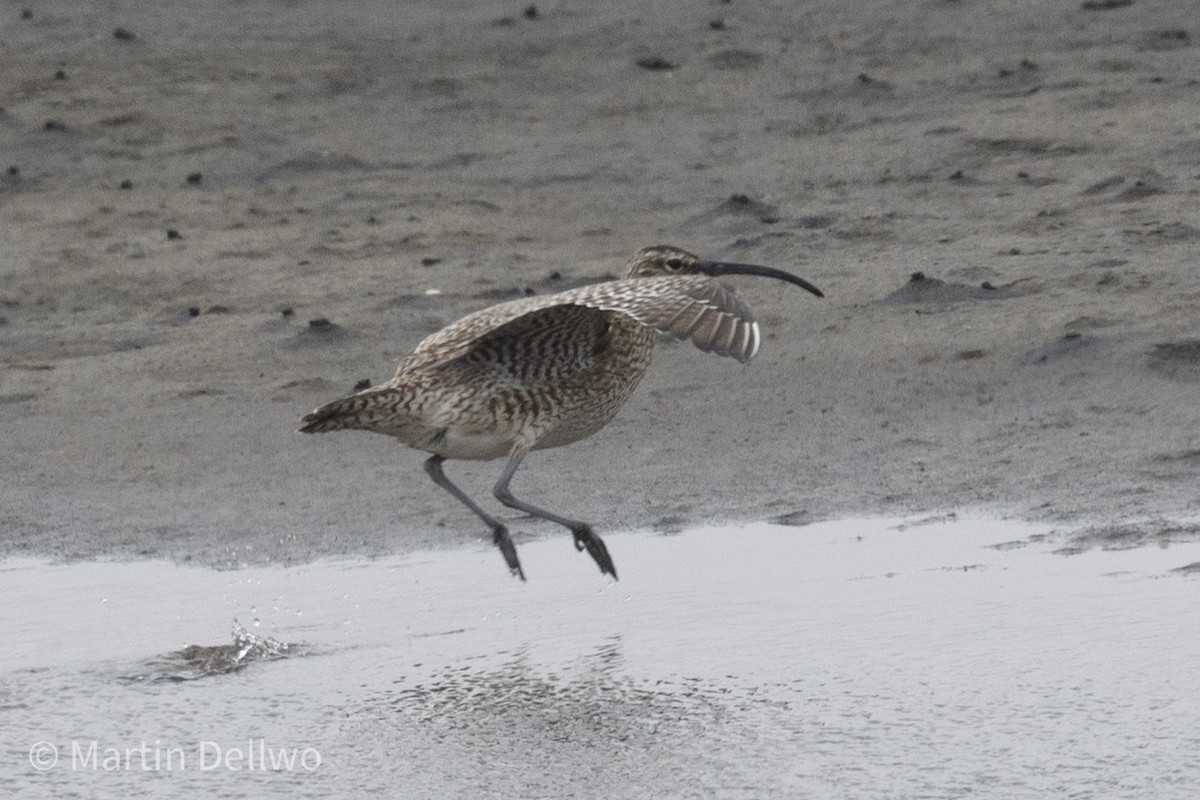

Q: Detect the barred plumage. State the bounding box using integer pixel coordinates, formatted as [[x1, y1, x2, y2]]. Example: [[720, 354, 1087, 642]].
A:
[[299, 245, 823, 580]]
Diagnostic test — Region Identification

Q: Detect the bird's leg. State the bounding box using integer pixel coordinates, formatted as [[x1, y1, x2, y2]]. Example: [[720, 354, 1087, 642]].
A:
[[493, 451, 618, 580], [423, 455, 525, 581]]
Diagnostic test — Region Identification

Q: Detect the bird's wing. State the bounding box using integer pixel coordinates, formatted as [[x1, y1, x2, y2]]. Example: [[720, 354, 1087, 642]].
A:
[[399, 275, 760, 375], [397, 294, 618, 377], [559, 275, 762, 363]]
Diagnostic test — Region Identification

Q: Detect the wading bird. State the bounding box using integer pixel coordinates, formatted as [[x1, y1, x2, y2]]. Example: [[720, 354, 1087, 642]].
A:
[[300, 245, 823, 580]]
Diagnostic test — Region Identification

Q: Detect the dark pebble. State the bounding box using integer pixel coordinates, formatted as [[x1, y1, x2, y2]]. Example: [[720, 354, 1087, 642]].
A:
[[523, 4, 539, 19], [949, 170, 964, 180], [20, 9, 32, 20], [43, 120, 67, 132], [188, 307, 201, 318], [54, 70, 67, 80], [281, 308, 294, 318], [119, 179, 133, 190], [420, 257, 442, 266], [636, 57, 677, 71], [113, 27, 136, 41], [709, 19, 726, 30], [7, 166, 18, 176], [308, 318, 333, 329], [166, 229, 181, 240], [186, 172, 203, 185], [353, 378, 372, 391]]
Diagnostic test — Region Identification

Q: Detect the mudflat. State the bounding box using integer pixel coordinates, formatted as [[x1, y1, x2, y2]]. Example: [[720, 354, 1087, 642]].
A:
[[2, 0, 1198, 566]]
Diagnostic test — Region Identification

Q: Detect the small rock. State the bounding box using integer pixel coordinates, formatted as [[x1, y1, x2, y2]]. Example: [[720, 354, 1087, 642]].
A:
[[636, 56, 677, 71]]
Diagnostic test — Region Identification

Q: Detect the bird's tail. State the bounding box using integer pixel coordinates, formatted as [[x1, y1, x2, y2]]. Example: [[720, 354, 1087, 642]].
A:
[[299, 389, 402, 434]]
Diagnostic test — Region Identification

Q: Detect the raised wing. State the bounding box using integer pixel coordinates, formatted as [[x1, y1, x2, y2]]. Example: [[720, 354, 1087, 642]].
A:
[[398, 274, 761, 376], [568, 275, 761, 363]]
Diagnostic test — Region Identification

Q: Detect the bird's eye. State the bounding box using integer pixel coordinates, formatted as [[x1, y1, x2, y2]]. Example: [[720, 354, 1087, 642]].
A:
[[665, 258, 684, 271]]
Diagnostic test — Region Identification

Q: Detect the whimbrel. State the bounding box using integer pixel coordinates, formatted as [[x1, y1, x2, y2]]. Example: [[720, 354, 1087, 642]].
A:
[[299, 245, 823, 580]]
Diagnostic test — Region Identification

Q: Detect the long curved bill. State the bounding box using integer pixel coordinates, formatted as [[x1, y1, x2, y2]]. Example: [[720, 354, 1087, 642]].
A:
[[696, 260, 824, 298]]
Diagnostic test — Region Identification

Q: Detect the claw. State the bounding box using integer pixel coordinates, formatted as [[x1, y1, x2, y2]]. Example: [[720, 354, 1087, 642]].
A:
[[572, 526, 618, 580], [493, 525, 526, 582]]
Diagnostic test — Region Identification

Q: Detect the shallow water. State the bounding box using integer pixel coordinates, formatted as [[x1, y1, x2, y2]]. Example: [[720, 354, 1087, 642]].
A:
[[3, 516, 1199, 799]]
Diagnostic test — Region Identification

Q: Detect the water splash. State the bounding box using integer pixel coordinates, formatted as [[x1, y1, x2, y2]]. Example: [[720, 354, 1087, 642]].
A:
[[124, 618, 304, 683]]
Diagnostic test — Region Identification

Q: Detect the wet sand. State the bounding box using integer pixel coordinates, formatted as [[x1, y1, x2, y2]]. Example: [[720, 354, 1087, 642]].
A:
[[2, 0, 1199, 567]]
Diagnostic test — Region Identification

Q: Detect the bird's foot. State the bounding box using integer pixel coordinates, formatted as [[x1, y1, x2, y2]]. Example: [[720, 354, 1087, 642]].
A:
[[572, 525, 618, 580], [492, 525, 526, 582]]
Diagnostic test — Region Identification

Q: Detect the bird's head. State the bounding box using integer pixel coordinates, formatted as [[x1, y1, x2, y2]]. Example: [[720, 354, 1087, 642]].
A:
[[622, 244, 824, 297]]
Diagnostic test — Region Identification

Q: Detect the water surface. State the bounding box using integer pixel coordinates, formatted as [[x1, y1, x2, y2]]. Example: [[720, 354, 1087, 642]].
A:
[[3, 516, 1199, 798]]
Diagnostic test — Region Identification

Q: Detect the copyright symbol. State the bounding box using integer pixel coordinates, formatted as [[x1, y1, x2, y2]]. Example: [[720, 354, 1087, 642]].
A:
[[29, 741, 58, 770]]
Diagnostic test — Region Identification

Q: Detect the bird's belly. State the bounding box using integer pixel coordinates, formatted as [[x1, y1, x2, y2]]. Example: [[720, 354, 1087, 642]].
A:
[[422, 426, 515, 461]]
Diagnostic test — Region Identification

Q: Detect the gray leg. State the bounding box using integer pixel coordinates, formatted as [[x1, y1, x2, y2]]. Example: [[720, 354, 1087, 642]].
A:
[[492, 452, 618, 580], [424, 455, 525, 581]]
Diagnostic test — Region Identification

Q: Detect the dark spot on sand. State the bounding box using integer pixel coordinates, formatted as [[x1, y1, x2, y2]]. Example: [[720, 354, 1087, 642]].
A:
[[308, 318, 333, 330], [770, 510, 813, 526], [353, 378, 372, 391], [186, 172, 203, 186], [420, 257, 441, 267], [720, 193, 780, 224], [636, 57, 677, 71], [54, 70, 67, 80], [119, 179, 133, 190], [113, 27, 136, 41], [523, 4, 540, 19], [43, 120, 66, 132], [281, 308, 294, 318], [1147, 340, 1200, 380], [188, 307, 201, 318], [166, 229, 182, 240], [798, 215, 836, 229], [1082, 175, 1124, 195], [21, 8, 33, 19], [1081, 0, 1133, 8]]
